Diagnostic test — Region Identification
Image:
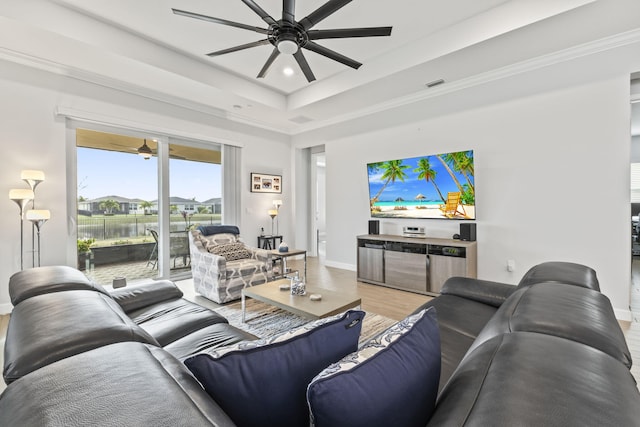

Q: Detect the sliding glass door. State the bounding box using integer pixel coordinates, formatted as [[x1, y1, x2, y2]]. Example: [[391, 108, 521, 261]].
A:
[[167, 140, 222, 280], [75, 129, 221, 284]]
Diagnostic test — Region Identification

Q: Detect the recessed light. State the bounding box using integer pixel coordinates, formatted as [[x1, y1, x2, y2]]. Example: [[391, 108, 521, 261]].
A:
[[283, 67, 295, 77]]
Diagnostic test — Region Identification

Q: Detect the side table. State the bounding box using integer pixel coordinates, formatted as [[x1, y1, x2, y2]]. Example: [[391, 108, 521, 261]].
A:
[[271, 249, 307, 282], [257, 235, 283, 250]]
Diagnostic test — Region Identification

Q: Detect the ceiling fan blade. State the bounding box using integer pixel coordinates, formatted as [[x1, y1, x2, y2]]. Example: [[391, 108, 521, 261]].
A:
[[283, 0, 296, 25], [307, 27, 392, 40], [172, 9, 269, 34], [207, 39, 271, 56], [293, 50, 316, 82], [240, 0, 278, 26], [299, 0, 353, 30], [303, 41, 361, 69], [257, 48, 281, 78]]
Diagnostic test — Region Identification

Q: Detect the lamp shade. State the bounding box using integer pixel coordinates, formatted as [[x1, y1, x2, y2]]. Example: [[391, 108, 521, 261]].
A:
[[20, 170, 45, 181], [9, 189, 34, 201], [273, 200, 283, 208], [26, 210, 51, 221], [21, 170, 45, 192], [268, 209, 278, 217]]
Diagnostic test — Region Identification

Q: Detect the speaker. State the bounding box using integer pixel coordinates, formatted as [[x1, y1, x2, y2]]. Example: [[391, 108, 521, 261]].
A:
[[368, 220, 380, 235], [460, 223, 476, 241]]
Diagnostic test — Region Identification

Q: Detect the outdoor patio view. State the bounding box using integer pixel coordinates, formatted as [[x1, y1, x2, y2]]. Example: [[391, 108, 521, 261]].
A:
[[76, 129, 222, 285]]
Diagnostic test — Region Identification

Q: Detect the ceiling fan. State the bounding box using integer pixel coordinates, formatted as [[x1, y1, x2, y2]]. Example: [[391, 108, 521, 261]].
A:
[[172, 0, 392, 82]]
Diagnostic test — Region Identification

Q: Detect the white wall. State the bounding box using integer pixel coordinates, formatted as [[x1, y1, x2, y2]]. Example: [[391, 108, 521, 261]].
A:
[[323, 76, 632, 318], [0, 60, 289, 312]]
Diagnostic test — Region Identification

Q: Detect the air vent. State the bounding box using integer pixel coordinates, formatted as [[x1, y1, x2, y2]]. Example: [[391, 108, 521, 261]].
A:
[[425, 79, 445, 88], [289, 115, 314, 124]]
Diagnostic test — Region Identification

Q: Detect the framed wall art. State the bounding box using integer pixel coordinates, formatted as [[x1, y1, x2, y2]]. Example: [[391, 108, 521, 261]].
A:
[[251, 173, 282, 194]]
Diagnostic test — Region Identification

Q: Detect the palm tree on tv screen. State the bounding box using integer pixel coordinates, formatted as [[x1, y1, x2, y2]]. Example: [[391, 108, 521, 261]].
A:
[[370, 160, 410, 209], [436, 154, 464, 194], [443, 151, 475, 193], [414, 158, 446, 203]]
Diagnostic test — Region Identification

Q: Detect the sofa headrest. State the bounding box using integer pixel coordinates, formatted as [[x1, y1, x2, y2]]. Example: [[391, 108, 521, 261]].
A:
[[9, 265, 110, 306], [197, 225, 240, 236], [517, 261, 599, 292], [467, 282, 631, 368]]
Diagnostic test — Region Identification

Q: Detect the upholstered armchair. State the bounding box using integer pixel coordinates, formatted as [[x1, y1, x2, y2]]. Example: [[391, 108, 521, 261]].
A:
[[188, 225, 272, 304]]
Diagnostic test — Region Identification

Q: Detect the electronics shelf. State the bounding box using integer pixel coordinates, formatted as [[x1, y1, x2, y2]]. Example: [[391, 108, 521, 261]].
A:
[[357, 234, 477, 296]]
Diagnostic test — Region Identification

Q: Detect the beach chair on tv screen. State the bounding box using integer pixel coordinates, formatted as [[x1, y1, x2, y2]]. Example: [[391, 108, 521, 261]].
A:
[[439, 192, 466, 218]]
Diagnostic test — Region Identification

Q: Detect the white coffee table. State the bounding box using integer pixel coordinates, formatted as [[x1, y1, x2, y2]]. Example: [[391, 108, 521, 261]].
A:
[[241, 279, 361, 322]]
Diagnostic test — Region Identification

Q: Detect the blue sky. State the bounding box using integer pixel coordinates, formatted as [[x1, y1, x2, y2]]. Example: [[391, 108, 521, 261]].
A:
[[367, 154, 473, 202], [77, 148, 221, 202]]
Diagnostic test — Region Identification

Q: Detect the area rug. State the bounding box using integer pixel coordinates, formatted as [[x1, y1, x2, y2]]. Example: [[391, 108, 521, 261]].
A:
[[216, 299, 397, 346]]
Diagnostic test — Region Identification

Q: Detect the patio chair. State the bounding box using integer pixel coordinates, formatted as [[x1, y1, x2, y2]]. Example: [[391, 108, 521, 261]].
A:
[[439, 191, 467, 218], [188, 225, 272, 304], [147, 229, 158, 269], [170, 231, 190, 268]]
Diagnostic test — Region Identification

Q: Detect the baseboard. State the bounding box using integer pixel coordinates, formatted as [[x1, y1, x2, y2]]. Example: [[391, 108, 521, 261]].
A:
[[0, 303, 13, 315], [323, 260, 356, 272], [614, 307, 632, 322]]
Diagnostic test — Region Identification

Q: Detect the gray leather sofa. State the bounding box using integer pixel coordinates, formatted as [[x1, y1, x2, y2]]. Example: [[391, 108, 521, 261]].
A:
[[2, 262, 639, 426], [1, 266, 256, 426], [418, 261, 640, 426]]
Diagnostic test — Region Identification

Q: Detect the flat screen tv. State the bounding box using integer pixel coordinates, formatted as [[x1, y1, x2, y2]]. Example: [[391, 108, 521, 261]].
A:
[[367, 150, 475, 220]]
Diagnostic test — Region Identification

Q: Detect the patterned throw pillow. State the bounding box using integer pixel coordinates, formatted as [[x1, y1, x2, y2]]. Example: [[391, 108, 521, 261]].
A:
[[306, 307, 441, 427], [200, 232, 237, 247], [207, 242, 251, 261]]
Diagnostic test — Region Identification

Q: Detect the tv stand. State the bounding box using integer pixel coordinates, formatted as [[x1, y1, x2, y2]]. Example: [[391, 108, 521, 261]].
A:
[[357, 234, 477, 296]]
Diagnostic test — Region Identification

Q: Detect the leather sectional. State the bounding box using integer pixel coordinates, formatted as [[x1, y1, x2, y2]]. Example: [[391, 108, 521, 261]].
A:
[[420, 262, 640, 426], [1, 262, 639, 426]]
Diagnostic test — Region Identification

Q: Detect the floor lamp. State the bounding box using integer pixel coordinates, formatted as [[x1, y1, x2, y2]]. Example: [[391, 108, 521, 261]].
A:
[[9, 189, 34, 270], [22, 170, 45, 268], [273, 199, 282, 236], [268, 209, 278, 236], [26, 210, 50, 268]]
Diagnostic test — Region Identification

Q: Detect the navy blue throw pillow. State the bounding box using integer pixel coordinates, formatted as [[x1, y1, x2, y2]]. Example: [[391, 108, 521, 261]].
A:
[[197, 225, 240, 236], [185, 310, 365, 427], [306, 307, 440, 427]]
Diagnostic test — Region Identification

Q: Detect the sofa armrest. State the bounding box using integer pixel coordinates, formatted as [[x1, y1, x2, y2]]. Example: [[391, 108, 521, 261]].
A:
[[248, 247, 272, 263], [189, 231, 227, 272], [110, 280, 184, 313], [440, 277, 516, 308]]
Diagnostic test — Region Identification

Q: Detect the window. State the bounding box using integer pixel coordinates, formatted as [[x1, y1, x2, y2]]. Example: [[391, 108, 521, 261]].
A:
[[76, 129, 221, 284]]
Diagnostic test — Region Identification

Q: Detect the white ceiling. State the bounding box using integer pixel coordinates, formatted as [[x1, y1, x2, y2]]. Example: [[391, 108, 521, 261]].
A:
[[6, 0, 638, 135], [55, 0, 510, 94]]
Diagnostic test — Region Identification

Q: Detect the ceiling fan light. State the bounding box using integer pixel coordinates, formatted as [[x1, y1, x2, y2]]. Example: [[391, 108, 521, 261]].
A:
[[283, 66, 295, 76], [137, 139, 153, 160], [277, 39, 298, 55]]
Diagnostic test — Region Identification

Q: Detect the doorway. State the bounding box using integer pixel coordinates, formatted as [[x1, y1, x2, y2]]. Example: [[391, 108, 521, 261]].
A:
[[630, 74, 640, 322], [311, 152, 326, 260]]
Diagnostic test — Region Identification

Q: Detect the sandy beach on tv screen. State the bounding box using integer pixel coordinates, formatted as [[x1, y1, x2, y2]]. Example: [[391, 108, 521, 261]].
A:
[[371, 205, 475, 219]]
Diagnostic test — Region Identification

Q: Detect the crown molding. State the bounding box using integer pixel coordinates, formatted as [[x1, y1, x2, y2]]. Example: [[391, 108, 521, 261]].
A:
[[291, 27, 640, 135], [54, 106, 245, 148], [3, 25, 640, 138]]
